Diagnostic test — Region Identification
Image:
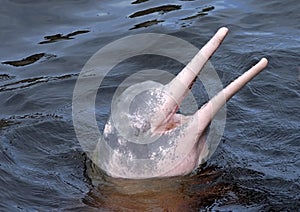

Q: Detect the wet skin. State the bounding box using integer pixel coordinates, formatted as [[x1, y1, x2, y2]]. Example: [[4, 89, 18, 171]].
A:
[[99, 27, 268, 179]]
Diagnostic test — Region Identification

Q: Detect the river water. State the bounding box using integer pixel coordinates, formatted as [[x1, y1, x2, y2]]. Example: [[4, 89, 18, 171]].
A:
[[0, 0, 299, 211]]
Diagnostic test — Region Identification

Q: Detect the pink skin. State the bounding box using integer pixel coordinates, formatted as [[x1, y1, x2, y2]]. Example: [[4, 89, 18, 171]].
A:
[[152, 27, 268, 177], [101, 27, 268, 179]]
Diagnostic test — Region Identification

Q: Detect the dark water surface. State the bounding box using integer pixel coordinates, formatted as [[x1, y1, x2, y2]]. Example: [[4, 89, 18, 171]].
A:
[[1, 0, 299, 211]]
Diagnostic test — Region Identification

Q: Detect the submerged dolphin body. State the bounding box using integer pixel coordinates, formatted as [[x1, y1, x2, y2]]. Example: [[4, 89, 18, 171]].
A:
[[94, 27, 268, 179]]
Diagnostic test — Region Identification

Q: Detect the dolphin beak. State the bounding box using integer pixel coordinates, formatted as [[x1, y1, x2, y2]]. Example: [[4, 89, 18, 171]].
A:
[[151, 27, 229, 130], [152, 27, 268, 135], [195, 57, 268, 132]]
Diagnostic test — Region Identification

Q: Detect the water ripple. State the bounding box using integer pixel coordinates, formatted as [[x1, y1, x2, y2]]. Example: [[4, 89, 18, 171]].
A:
[[2, 53, 56, 67], [129, 5, 181, 18], [39, 30, 89, 44], [0, 73, 78, 92]]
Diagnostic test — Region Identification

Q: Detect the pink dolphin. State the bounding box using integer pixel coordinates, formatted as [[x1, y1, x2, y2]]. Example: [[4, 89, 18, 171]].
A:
[[98, 27, 268, 179]]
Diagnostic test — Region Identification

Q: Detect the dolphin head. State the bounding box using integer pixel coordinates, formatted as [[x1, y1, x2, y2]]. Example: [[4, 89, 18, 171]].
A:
[[94, 28, 268, 179]]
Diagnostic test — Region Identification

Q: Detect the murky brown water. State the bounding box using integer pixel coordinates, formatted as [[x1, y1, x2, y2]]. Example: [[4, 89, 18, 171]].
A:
[[0, 0, 299, 211]]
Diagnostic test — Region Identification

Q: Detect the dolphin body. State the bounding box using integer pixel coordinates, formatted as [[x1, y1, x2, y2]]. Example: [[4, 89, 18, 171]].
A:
[[94, 27, 268, 179]]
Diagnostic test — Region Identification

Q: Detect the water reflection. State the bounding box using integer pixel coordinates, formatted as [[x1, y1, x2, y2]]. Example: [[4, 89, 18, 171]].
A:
[[0, 74, 15, 81], [0, 119, 15, 129], [181, 6, 215, 20], [130, 19, 164, 30], [84, 161, 227, 211], [131, 0, 149, 4], [128, 4, 215, 30], [2, 53, 55, 67], [82, 160, 289, 211], [0, 73, 77, 92], [39, 30, 90, 44], [129, 5, 181, 18]]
